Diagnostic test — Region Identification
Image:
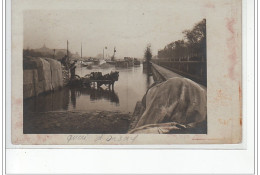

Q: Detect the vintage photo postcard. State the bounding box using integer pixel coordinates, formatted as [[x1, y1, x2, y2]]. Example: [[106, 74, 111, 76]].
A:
[[11, 0, 242, 145]]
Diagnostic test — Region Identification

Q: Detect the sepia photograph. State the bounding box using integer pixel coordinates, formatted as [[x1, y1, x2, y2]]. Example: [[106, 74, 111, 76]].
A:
[[6, 0, 256, 174], [23, 10, 207, 135], [11, 0, 242, 144]]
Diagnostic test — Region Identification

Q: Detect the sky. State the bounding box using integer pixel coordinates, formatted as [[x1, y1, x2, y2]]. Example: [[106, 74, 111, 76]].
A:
[[23, 1, 206, 58]]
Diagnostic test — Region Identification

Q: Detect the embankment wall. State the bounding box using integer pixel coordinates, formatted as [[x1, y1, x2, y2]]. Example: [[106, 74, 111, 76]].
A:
[[151, 64, 166, 82], [23, 57, 63, 99]]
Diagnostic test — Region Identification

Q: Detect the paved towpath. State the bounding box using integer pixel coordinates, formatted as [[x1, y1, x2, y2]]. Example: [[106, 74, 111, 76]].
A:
[[151, 63, 206, 90]]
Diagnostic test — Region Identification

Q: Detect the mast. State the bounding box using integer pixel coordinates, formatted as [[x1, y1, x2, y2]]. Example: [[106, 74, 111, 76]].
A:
[[67, 40, 68, 56], [103, 48, 104, 60], [81, 42, 82, 59], [67, 40, 69, 63], [53, 49, 55, 59], [111, 47, 116, 61]]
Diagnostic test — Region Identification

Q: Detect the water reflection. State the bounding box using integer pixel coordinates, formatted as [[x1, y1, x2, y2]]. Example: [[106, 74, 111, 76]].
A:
[[71, 87, 119, 106], [71, 88, 77, 108], [24, 64, 154, 113], [24, 87, 70, 113], [143, 63, 154, 89], [24, 87, 120, 112]]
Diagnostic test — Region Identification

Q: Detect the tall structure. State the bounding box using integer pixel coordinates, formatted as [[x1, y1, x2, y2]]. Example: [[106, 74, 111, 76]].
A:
[[53, 49, 55, 59], [81, 42, 82, 59], [67, 40, 69, 63], [103, 47, 107, 60], [67, 40, 69, 56], [111, 47, 116, 61]]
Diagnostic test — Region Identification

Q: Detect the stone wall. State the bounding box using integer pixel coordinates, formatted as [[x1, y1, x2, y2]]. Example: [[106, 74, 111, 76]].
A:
[[151, 64, 166, 82], [23, 57, 63, 99]]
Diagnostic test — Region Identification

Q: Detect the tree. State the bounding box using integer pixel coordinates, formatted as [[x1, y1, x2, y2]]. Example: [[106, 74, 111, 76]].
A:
[[158, 18, 206, 60], [183, 19, 206, 57], [56, 51, 66, 60], [144, 44, 152, 63]]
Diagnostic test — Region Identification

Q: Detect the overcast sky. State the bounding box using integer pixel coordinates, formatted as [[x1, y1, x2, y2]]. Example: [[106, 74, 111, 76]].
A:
[[23, 1, 205, 58]]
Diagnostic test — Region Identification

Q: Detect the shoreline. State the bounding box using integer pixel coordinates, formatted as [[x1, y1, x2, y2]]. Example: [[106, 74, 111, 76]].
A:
[[24, 110, 132, 134]]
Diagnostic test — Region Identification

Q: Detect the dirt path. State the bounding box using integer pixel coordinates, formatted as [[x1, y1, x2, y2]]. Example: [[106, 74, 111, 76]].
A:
[[24, 110, 131, 134]]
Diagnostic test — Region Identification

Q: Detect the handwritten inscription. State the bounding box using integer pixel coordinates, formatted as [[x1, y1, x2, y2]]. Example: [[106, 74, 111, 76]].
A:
[[95, 134, 138, 142], [67, 134, 138, 143], [67, 135, 88, 143]]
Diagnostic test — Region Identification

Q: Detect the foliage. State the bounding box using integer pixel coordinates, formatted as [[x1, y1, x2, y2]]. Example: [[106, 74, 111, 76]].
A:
[[158, 19, 206, 61], [144, 44, 152, 62], [23, 49, 71, 60]]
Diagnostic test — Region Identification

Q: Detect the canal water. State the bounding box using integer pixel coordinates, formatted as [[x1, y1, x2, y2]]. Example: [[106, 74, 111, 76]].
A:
[[24, 63, 154, 114]]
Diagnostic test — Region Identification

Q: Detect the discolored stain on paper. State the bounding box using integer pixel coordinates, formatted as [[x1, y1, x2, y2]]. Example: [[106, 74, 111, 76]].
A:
[[11, 0, 242, 145]]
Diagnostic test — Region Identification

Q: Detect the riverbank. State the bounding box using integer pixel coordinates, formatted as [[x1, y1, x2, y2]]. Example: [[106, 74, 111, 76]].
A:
[[23, 57, 64, 99], [24, 110, 131, 134], [23, 64, 153, 134], [128, 63, 207, 134], [151, 63, 206, 90]]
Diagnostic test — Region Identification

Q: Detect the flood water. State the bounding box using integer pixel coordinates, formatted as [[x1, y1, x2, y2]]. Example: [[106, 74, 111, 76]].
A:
[[24, 63, 154, 114]]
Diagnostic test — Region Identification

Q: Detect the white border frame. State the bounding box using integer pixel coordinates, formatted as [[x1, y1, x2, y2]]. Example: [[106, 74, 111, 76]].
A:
[[6, 0, 246, 149], [3, 0, 257, 173]]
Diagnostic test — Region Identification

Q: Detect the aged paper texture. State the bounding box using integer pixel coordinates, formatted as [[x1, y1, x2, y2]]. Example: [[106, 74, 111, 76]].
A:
[[11, 0, 242, 145]]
